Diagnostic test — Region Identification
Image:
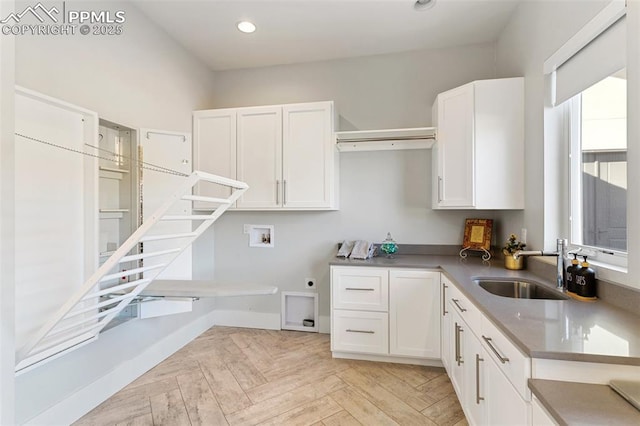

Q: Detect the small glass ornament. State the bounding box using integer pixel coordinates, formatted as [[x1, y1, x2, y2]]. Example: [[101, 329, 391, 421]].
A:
[[380, 232, 398, 258]]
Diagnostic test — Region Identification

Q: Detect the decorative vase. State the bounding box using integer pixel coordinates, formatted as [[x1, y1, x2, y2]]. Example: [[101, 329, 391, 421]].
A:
[[380, 232, 398, 258], [504, 254, 524, 270]]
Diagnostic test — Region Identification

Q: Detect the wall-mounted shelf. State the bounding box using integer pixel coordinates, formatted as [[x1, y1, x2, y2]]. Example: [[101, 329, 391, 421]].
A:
[[99, 208, 129, 213], [335, 127, 436, 152], [99, 166, 130, 174]]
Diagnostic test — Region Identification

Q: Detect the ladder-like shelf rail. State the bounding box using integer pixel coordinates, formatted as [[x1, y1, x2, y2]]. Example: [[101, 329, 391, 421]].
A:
[[15, 171, 247, 373]]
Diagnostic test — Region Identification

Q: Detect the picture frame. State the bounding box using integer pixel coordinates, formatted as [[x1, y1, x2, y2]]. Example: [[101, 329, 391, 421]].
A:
[[462, 219, 493, 251]]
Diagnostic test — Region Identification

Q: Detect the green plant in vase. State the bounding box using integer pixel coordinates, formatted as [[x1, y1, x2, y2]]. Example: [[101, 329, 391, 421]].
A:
[[502, 234, 526, 269]]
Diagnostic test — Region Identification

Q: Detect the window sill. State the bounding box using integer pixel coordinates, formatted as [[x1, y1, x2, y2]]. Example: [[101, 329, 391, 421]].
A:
[[531, 256, 629, 288]]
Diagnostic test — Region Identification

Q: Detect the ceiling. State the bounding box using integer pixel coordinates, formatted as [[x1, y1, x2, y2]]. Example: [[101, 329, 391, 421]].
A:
[[134, 0, 521, 71]]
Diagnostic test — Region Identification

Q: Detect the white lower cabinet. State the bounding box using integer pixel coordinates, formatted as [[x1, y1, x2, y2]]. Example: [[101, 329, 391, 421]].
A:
[[332, 310, 388, 355], [330, 266, 440, 363], [531, 396, 557, 426], [389, 269, 441, 358], [446, 279, 531, 426]]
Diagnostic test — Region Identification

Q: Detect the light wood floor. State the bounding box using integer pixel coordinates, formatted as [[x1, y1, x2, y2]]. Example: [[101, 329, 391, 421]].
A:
[[76, 327, 467, 426]]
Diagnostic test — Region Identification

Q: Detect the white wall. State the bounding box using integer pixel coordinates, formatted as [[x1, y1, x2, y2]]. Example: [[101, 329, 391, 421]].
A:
[[202, 44, 500, 321], [13, 1, 218, 423], [14, 0, 215, 132], [493, 0, 611, 250], [0, 0, 16, 423]]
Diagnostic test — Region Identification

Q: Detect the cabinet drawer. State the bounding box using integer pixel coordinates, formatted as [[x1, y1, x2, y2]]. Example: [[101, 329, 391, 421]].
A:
[[332, 267, 388, 312], [447, 280, 482, 337], [481, 315, 531, 400], [332, 310, 389, 355]]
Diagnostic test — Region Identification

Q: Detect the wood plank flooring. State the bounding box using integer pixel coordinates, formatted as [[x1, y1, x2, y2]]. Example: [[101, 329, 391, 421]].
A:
[[75, 327, 467, 426]]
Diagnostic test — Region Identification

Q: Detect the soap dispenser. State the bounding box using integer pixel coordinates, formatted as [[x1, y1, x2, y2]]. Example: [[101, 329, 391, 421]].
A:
[[566, 253, 580, 294], [575, 256, 597, 299]]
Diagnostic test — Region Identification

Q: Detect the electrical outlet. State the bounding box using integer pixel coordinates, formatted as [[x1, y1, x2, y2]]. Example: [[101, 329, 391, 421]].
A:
[[521, 228, 527, 244], [243, 224, 250, 234], [305, 278, 316, 289]]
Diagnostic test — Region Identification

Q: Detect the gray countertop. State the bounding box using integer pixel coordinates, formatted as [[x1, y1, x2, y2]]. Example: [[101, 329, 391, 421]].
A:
[[529, 379, 640, 425], [330, 255, 640, 366]]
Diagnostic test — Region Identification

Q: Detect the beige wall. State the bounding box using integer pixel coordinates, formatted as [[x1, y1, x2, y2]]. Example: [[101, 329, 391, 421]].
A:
[[494, 0, 610, 250], [12, 1, 218, 423], [202, 43, 500, 319], [0, 0, 16, 423]]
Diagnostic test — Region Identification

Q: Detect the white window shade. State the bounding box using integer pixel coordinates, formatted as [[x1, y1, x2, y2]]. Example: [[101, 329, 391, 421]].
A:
[[555, 16, 626, 106]]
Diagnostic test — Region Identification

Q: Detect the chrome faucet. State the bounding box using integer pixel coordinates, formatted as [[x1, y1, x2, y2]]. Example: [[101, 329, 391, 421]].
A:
[[513, 238, 566, 290]]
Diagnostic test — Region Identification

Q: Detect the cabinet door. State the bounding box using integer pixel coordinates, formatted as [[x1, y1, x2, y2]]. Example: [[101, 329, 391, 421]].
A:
[[192, 109, 236, 207], [485, 352, 530, 426], [389, 270, 440, 358], [532, 396, 557, 426], [435, 83, 475, 208], [236, 106, 282, 209], [282, 102, 334, 209], [450, 307, 466, 399], [441, 276, 451, 372], [464, 333, 486, 426]]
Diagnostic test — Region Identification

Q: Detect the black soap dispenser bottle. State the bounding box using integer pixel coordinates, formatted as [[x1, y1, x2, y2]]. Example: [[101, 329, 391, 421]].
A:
[[566, 253, 580, 294], [575, 256, 597, 299]]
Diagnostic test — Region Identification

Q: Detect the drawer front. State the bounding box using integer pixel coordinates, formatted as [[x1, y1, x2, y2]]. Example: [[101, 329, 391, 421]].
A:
[[447, 278, 482, 337], [332, 267, 389, 312], [481, 315, 531, 400], [332, 310, 389, 355]]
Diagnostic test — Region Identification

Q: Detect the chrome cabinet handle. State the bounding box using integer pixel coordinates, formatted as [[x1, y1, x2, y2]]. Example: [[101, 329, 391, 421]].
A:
[[345, 288, 375, 291], [283, 180, 287, 205], [455, 322, 464, 366], [276, 180, 280, 205], [438, 176, 443, 202], [346, 329, 374, 334], [442, 283, 448, 316], [482, 336, 510, 364], [476, 354, 485, 405], [452, 298, 467, 313]]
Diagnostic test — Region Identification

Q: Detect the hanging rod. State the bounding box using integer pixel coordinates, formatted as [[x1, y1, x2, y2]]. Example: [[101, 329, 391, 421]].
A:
[[146, 131, 187, 142], [337, 135, 436, 143]]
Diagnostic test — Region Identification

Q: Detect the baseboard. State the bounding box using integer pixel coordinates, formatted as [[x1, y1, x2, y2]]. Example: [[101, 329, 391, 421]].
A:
[[212, 310, 281, 330], [319, 315, 330, 334], [332, 351, 444, 367], [26, 310, 218, 426], [212, 311, 332, 334]]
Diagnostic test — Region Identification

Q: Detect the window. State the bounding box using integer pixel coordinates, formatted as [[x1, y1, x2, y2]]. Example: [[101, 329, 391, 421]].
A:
[[569, 69, 627, 264]]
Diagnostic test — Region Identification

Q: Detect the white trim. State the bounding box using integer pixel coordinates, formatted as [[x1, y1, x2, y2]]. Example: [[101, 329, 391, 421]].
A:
[[24, 310, 218, 425], [331, 351, 443, 367], [543, 0, 627, 75], [532, 358, 640, 384], [212, 310, 281, 330]]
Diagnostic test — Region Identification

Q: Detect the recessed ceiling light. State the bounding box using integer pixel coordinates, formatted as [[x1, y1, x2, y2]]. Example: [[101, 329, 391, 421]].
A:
[[414, 0, 436, 11], [237, 21, 256, 34]]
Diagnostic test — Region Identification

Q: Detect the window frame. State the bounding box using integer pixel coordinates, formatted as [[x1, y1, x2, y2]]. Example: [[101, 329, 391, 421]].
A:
[[567, 94, 628, 268]]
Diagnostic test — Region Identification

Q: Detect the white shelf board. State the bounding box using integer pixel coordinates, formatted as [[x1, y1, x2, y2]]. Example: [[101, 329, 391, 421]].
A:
[[336, 127, 436, 152], [99, 166, 129, 174], [99, 208, 129, 213], [130, 280, 278, 298]]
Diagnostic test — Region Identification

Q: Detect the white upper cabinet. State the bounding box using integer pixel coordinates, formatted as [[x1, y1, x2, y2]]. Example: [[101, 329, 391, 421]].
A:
[[282, 102, 335, 209], [432, 78, 524, 210], [192, 108, 237, 206], [236, 106, 283, 209], [193, 101, 337, 211]]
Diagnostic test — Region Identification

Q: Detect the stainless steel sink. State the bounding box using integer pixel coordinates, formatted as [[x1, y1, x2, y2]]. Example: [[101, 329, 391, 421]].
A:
[[473, 278, 569, 300]]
